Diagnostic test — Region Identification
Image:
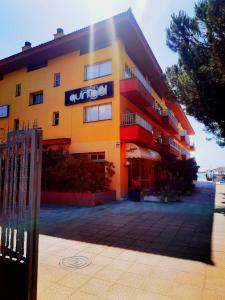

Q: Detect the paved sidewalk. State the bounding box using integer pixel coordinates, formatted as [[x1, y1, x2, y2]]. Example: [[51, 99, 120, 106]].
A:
[[37, 182, 225, 299]]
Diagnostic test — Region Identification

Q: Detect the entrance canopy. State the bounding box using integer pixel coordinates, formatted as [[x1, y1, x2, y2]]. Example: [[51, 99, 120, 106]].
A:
[[125, 143, 161, 161]]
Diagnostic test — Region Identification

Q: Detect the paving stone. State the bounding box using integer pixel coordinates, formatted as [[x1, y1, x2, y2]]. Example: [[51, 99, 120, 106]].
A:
[[37, 183, 225, 299]]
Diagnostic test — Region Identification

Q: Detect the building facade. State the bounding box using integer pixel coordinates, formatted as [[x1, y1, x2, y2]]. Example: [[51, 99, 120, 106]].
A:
[[0, 10, 195, 199]]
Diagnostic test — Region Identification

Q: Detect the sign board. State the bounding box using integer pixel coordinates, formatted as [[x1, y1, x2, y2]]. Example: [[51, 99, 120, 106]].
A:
[[0, 105, 9, 118], [65, 81, 113, 106]]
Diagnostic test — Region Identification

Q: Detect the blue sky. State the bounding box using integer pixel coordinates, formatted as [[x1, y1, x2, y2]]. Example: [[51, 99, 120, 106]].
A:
[[0, 0, 224, 170]]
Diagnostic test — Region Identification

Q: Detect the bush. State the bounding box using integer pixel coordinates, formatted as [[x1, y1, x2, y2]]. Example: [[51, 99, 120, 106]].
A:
[[159, 153, 199, 197], [42, 149, 115, 193]]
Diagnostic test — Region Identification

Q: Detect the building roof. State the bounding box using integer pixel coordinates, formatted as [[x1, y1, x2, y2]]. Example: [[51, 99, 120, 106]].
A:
[[0, 9, 194, 134], [0, 10, 165, 93]]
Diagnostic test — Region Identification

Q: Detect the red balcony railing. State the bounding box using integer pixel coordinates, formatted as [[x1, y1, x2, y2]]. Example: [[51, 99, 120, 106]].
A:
[[146, 102, 163, 124], [190, 142, 195, 151], [162, 137, 181, 157], [181, 148, 190, 160], [180, 130, 190, 147], [120, 67, 154, 108], [120, 113, 161, 151], [162, 110, 179, 135]]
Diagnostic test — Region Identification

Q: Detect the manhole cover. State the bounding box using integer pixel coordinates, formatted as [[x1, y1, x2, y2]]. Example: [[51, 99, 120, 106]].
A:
[[59, 256, 92, 269]]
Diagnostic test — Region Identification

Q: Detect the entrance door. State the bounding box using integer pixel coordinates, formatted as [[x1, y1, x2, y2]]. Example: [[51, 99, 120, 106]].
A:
[[128, 158, 139, 189], [128, 159, 154, 190]]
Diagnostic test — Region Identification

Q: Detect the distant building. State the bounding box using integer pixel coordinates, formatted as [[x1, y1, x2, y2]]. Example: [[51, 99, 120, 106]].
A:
[[0, 10, 195, 199]]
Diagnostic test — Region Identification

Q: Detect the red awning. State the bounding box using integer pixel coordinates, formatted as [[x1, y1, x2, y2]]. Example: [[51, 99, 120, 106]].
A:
[[43, 138, 71, 146]]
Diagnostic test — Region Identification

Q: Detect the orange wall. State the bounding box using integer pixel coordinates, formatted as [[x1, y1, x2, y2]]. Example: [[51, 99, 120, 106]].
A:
[[0, 38, 190, 199], [0, 39, 123, 198]]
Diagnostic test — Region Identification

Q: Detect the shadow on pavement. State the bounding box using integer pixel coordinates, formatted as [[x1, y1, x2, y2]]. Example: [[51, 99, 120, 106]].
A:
[[40, 182, 215, 264]]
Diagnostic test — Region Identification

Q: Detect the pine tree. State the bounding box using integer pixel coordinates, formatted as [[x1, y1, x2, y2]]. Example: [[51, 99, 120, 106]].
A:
[[166, 0, 225, 146]]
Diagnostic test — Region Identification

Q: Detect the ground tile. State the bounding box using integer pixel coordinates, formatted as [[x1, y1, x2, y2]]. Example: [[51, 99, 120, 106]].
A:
[[59, 272, 90, 289], [169, 282, 203, 300], [95, 266, 124, 282], [202, 288, 225, 300], [38, 283, 73, 300], [205, 278, 225, 292], [135, 290, 175, 300], [128, 262, 155, 276], [175, 271, 205, 287], [67, 291, 102, 300], [117, 250, 138, 262], [91, 254, 114, 266], [117, 271, 145, 289], [105, 284, 139, 300], [80, 278, 112, 297], [141, 277, 173, 295], [72, 263, 103, 276], [101, 247, 124, 258], [110, 259, 133, 271]]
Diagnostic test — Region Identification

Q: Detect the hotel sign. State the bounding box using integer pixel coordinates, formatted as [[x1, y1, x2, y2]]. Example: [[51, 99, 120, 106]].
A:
[[0, 105, 9, 118], [65, 81, 113, 106]]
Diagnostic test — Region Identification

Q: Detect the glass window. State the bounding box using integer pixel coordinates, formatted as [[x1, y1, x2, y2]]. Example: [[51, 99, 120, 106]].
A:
[[99, 61, 112, 77], [85, 64, 99, 80], [30, 92, 43, 105], [16, 83, 21, 97], [85, 60, 112, 80], [85, 106, 99, 122], [90, 154, 98, 160], [54, 73, 61, 87], [99, 104, 112, 120], [53, 112, 59, 126], [85, 104, 112, 122], [90, 152, 105, 162]]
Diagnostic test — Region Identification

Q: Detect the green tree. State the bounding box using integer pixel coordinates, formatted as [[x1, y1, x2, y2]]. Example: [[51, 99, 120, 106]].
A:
[[166, 0, 225, 146]]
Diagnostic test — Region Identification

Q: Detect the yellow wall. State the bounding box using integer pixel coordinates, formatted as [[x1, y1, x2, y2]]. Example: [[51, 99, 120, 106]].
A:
[[0, 39, 124, 198], [0, 37, 190, 199]]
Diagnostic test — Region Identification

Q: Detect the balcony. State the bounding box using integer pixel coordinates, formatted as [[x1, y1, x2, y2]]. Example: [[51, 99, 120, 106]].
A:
[[162, 137, 181, 157], [146, 102, 163, 124], [181, 149, 190, 160], [162, 110, 179, 135], [120, 67, 154, 108], [190, 142, 195, 151], [180, 130, 190, 148], [120, 113, 161, 151]]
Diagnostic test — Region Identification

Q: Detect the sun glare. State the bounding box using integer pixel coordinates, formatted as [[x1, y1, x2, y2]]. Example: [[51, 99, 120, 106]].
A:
[[87, 0, 120, 81]]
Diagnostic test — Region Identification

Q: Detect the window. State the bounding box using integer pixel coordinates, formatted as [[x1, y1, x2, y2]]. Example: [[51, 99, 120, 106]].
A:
[[84, 103, 112, 122], [54, 73, 60, 87], [16, 83, 21, 97], [74, 152, 105, 162], [14, 119, 19, 130], [30, 92, 43, 105], [85, 60, 112, 80], [53, 111, 59, 126], [90, 152, 105, 162]]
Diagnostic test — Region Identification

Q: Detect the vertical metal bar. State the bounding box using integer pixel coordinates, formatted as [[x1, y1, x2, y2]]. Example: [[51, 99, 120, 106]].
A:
[[17, 133, 27, 260], [26, 128, 42, 300], [10, 143, 18, 258], [7, 143, 14, 250], [1, 135, 10, 257]]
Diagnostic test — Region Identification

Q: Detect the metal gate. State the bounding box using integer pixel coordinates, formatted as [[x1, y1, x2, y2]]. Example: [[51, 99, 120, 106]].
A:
[[0, 124, 42, 300]]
